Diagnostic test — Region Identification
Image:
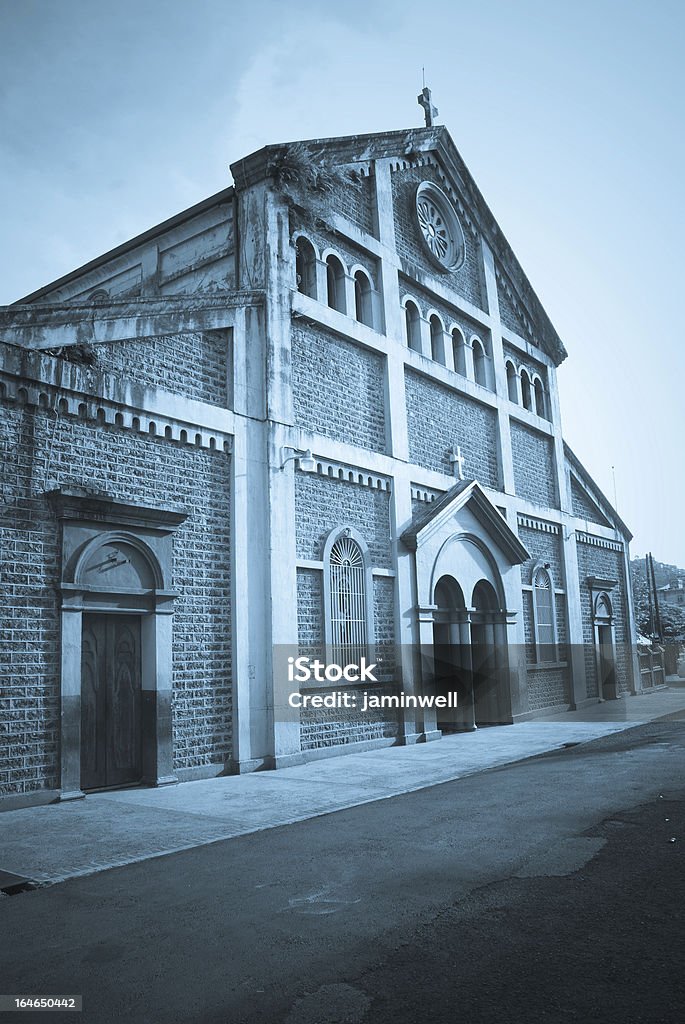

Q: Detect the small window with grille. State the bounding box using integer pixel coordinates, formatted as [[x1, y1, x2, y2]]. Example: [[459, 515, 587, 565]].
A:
[[328, 533, 369, 667], [533, 566, 557, 661]]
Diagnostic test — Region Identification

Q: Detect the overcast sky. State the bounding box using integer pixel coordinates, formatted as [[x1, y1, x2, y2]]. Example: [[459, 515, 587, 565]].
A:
[[1, 0, 683, 564]]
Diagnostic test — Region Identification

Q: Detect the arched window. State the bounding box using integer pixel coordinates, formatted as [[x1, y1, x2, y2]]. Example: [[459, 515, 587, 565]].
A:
[[354, 270, 373, 327], [506, 360, 518, 403], [327, 532, 370, 665], [533, 566, 557, 661], [405, 300, 422, 352], [533, 377, 545, 418], [89, 289, 109, 303], [429, 315, 445, 364], [472, 338, 487, 387], [295, 237, 317, 299], [326, 254, 346, 313], [520, 369, 532, 411], [452, 328, 466, 375]]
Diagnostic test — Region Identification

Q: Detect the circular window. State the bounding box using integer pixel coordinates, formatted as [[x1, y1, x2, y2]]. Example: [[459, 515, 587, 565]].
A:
[[415, 182, 465, 272]]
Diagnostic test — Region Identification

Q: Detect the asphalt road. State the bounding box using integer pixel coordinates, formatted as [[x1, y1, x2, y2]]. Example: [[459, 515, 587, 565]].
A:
[[1, 720, 684, 1024]]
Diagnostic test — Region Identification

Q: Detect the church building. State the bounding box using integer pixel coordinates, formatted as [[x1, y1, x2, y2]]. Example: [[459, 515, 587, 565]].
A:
[[0, 109, 640, 808]]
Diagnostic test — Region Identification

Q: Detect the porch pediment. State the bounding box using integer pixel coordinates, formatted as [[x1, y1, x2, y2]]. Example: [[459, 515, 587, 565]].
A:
[[401, 479, 530, 566]]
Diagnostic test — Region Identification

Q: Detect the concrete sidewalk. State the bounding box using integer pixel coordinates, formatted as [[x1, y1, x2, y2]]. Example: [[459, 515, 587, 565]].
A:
[[2, 685, 684, 888]]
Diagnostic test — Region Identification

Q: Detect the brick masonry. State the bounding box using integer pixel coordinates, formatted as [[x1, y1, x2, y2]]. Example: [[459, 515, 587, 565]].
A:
[[576, 541, 631, 698], [571, 477, 610, 526], [94, 329, 231, 407], [511, 422, 557, 507], [518, 524, 569, 706], [0, 394, 232, 797], [497, 272, 533, 342], [291, 322, 386, 452], [323, 171, 376, 236], [405, 369, 499, 485], [294, 472, 392, 568], [391, 162, 485, 310]]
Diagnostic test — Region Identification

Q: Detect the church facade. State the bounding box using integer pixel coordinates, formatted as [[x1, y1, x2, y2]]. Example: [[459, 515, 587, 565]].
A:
[[0, 124, 639, 808]]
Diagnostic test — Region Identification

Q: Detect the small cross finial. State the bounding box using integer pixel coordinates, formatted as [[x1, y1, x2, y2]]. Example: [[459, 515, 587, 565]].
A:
[[418, 86, 438, 128], [449, 445, 465, 480]]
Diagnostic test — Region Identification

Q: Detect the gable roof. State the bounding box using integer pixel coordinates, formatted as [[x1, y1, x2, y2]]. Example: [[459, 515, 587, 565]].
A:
[[230, 126, 568, 366], [564, 442, 632, 541], [14, 187, 235, 305], [401, 478, 530, 565]]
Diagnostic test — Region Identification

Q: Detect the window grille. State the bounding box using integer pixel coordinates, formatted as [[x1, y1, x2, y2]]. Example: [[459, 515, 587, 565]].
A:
[[329, 535, 367, 665], [533, 567, 556, 658]]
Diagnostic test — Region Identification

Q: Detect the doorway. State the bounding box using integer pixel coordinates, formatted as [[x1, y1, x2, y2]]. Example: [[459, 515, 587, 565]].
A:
[[594, 592, 618, 700], [470, 580, 502, 726], [432, 576, 472, 732], [80, 614, 142, 791]]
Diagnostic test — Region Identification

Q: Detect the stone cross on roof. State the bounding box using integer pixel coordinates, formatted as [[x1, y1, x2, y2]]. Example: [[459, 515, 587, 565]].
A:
[[418, 86, 438, 128]]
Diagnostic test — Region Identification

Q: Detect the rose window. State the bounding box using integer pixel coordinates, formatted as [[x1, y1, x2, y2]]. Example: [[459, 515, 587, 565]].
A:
[[415, 182, 465, 272]]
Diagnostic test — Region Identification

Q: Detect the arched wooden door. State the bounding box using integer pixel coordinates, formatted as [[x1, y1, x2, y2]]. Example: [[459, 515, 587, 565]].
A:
[[81, 614, 142, 791]]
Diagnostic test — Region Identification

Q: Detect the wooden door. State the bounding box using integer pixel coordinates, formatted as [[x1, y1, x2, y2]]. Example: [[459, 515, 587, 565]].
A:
[[81, 614, 142, 791]]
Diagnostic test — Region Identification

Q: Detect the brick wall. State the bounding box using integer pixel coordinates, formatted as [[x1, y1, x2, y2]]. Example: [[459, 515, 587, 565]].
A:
[[571, 477, 609, 526], [94, 329, 230, 406], [511, 422, 557, 507], [294, 472, 392, 568], [373, 575, 396, 683], [405, 369, 499, 485], [296, 568, 324, 657], [291, 322, 386, 452], [518, 523, 570, 708], [300, 698, 399, 751], [391, 163, 485, 310], [295, 531, 398, 751], [321, 171, 376, 236], [518, 524, 564, 588], [527, 667, 568, 711], [498, 278, 530, 339], [0, 394, 232, 797], [576, 541, 632, 698]]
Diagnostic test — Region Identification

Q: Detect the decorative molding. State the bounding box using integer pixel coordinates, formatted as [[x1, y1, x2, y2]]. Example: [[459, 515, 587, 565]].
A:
[[517, 514, 560, 535], [300, 458, 392, 492], [577, 532, 624, 552], [0, 375, 232, 453], [411, 484, 443, 503]]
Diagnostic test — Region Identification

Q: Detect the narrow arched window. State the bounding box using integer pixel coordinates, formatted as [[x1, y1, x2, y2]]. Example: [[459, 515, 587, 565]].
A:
[[354, 271, 373, 327], [473, 338, 487, 387], [328, 533, 368, 665], [326, 255, 346, 313], [533, 377, 545, 417], [533, 566, 557, 661], [295, 237, 317, 298], [429, 315, 445, 364], [405, 301, 422, 352], [452, 328, 466, 375], [506, 360, 518, 403], [521, 369, 532, 411]]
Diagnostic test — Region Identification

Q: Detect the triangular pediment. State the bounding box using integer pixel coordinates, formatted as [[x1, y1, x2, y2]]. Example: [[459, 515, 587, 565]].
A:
[[402, 479, 530, 565], [0, 293, 259, 350], [232, 125, 567, 366], [564, 442, 631, 540]]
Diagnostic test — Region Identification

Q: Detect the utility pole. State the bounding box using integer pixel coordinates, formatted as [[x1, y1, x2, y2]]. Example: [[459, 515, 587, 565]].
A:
[[648, 552, 663, 642]]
